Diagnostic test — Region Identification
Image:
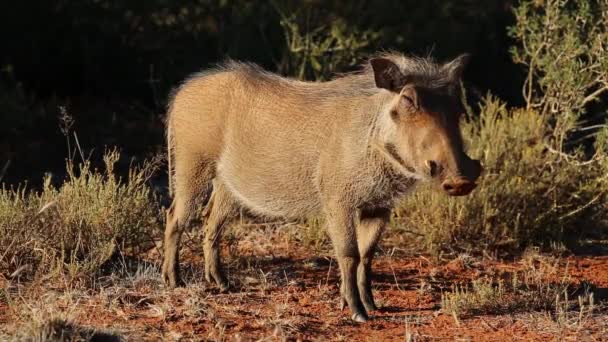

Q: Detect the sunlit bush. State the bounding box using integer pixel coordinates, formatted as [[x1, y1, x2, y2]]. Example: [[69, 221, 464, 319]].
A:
[[0, 150, 161, 283]]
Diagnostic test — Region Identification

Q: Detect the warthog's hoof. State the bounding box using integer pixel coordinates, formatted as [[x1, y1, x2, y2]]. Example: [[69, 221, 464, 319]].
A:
[[163, 278, 183, 288], [162, 270, 184, 288], [205, 272, 229, 293], [338, 295, 369, 322], [339, 297, 347, 311], [363, 302, 378, 312], [340, 296, 377, 312], [163, 277, 183, 288], [352, 313, 369, 323], [218, 282, 230, 293]]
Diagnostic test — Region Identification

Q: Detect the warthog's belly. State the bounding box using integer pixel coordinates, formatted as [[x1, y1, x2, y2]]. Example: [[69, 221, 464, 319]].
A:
[[216, 155, 322, 219], [214, 88, 332, 219]]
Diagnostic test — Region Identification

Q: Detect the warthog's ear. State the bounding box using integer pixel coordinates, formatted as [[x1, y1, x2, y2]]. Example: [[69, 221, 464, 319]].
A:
[[443, 54, 471, 83], [370, 58, 407, 92]]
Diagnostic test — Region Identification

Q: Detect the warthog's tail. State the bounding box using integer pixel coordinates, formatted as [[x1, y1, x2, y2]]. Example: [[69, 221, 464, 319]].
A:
[[166, 116, 175, 198]]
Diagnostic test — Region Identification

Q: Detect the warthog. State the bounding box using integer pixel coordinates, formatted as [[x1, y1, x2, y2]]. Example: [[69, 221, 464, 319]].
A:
[[162, 52, 482, 322]]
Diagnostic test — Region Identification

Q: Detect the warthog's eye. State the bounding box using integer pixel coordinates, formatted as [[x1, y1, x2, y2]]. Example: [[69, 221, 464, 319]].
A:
[[402, 94, 416, 108], [425, 160, 439, 177]]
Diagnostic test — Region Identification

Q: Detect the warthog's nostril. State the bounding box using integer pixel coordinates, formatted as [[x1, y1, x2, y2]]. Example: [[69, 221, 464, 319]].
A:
[[442, 178, 476, 196]]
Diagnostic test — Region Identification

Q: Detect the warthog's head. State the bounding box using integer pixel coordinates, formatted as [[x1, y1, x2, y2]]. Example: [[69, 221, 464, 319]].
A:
[[371, 54, 482, 196]]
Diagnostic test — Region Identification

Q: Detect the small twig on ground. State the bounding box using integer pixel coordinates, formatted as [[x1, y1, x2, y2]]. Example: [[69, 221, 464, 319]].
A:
[[480, 317, 498, 331], [389, 247, 405, 293]]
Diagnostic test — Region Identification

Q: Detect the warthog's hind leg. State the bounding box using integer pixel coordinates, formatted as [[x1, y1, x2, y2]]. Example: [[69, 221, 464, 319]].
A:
[[356, 207, 390, 312], [162, 201, 184, 288], [203, 181, 237, 292], [162, 198, 203, 288], [162, 157, 214, 288]]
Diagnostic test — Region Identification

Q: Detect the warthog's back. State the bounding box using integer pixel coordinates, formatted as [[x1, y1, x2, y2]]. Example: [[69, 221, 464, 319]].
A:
[[168, 62, 380, 219]]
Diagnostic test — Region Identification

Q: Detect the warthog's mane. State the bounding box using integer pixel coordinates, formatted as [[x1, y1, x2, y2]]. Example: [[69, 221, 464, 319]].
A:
[[363, 52, 458, 90], [169, 53, 454, 105]]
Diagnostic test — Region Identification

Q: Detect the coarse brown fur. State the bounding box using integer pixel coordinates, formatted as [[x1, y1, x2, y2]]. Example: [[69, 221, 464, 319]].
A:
[[162, 53, 482, 322]]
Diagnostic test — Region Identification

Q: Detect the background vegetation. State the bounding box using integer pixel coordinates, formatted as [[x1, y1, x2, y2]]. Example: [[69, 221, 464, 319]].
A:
[[1, 0, 607, 303], [1, 1, 608, 340]]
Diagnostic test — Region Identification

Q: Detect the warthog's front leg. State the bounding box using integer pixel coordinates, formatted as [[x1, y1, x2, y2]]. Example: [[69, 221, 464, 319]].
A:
[[325, 205, 369, 322], [356, 207, 390, 312], [202, 181, 237, 292]]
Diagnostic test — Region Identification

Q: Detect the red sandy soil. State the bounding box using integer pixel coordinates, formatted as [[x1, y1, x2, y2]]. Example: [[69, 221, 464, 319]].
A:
[[1, 228, 607, 341]]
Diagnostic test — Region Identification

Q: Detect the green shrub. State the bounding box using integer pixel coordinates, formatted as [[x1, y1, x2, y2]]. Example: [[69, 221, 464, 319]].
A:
[[509, 0, 608, 151], [0, 150, 161, 283], [441, 251, 596, 323], [274, 2, 380, 80]]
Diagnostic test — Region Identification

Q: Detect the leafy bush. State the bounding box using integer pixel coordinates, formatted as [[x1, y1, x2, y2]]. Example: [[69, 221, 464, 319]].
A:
[[510, 0, 608, 112], [0, 150, 161, 283], [275, 4, 380, 80], [509, 0, 608, 152]]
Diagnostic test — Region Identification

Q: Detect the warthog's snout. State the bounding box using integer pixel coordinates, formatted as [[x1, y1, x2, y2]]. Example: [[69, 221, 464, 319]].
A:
[[442, 177, 477, 196], [442, 158, 482, 196]]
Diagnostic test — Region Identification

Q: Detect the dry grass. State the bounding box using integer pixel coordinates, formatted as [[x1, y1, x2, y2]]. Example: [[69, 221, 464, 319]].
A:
[[441, 250, 597, 330], [1, 225, 607, 340], [0, 149, 161, 285]]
